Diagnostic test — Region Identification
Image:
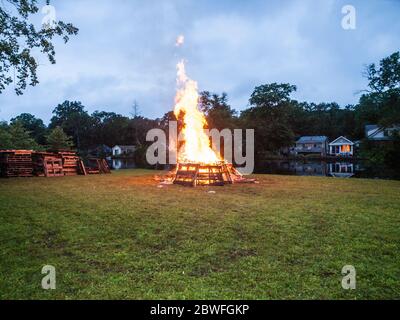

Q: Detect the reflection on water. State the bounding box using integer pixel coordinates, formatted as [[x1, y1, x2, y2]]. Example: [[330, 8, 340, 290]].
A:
[[327, 162, 354, 178], [256, 160, 389, 179], [108, 157, 396, 180], [110, 158, 136, 170]]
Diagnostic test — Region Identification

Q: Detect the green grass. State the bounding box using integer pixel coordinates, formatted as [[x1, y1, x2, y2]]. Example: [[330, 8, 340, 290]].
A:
[[0, 170, 399, 299]]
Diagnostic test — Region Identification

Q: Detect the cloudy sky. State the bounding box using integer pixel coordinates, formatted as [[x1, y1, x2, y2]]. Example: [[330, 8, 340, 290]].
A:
[[0, 0, 399, 123]]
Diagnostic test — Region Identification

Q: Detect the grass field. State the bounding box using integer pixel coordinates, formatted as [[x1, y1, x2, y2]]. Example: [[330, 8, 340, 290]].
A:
[[0, 169, 399, 299]]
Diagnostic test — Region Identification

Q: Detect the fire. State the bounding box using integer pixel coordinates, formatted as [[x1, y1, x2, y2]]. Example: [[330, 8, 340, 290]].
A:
[[173, 60, 220, 164]]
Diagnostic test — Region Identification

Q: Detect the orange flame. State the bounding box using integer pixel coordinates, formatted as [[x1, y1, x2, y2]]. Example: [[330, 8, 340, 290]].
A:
[[174, 60, 220, 164]]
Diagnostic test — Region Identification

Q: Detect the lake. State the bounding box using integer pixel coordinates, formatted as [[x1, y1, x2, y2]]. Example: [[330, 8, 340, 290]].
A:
[[255, 159, 399, 180], [108, 158, 398, 180], [109, 158, 136, 170]]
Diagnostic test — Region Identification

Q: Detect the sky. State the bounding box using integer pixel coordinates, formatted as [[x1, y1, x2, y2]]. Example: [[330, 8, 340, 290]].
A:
[[0, 0, 399, 123]]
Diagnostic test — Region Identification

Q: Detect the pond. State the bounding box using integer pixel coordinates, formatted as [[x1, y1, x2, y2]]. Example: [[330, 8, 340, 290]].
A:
[[109, 158, 136, 170], [107, 158, 399, 180], [255, 159, 399, 180]]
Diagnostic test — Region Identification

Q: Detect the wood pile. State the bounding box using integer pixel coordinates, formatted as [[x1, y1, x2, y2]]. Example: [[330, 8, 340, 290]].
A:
[[32, 152, 64, 177], [0, 150, 33, 177], [86, 158, 111, 174], [172, 162, 257, 187], [173, 163, 232, 187], [0, 150, 111, 178], [59, 151, 83, 176]]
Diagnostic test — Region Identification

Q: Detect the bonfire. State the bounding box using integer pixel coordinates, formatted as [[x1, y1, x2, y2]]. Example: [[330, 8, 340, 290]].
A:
[[157, 36, 255, 187], [170, 60, 241, 186]]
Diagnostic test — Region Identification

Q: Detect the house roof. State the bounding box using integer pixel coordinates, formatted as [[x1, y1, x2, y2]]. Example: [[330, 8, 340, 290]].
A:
[[365, 124, 379, 138], [296, 136, 328, 143], [329, 136, 354, 146]]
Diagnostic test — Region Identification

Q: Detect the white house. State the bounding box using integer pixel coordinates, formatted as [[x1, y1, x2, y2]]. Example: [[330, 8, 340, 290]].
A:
[[328, 136, 354, 156], [112, 145, 136, 156]]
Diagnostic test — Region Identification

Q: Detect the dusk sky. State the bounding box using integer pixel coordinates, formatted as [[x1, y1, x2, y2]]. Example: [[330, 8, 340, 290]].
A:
[[0, 0, 399, 123]]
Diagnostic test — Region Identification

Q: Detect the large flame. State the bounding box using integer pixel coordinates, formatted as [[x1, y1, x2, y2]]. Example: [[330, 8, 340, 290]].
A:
[[174, 60, 220, 164]]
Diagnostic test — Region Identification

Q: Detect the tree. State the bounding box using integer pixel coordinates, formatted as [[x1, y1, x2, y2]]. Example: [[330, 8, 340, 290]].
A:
[[49, 101, 91, 149], [7, 122, 41, 149], [46, 126, 73, 151], [0, 122, 13, 149], [199, 91, 237, 130], [241, 83, 297, 156], [0, 0, 78, 94], [130, 100, 141, 118], [10, 113, 47, 144], [356, 51, 400, 130], [130, 100, 141, 145], [366, 52, 400, 92]]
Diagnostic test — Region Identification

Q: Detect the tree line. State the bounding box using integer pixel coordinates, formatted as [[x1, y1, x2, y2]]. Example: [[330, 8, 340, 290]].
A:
[[0, 52, 399, 168]]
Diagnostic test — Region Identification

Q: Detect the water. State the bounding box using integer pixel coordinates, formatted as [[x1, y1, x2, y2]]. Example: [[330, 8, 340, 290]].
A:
[[108, 157, 398, 180], [109, 158, 136, 170], [255, 159, 398, 180]]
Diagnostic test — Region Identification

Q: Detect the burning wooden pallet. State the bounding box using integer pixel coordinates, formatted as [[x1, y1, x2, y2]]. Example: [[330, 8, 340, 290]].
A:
[[0, 150, 33, 178], [171, 162, 256, 187], [173, 162, 237, 187]]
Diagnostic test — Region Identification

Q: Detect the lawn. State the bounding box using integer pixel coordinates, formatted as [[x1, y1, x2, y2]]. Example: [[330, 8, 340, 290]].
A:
[[0, 169, 399, 299]]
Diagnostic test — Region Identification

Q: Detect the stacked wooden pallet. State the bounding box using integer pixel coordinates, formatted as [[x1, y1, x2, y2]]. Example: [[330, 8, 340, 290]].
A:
[[173, 163, 232, 187], [32, 152, 64, 177], [0, 150, 112, 178], [86, 158, 111, 174], [0, 150, 33, 177], [59, 152, 84, 176]]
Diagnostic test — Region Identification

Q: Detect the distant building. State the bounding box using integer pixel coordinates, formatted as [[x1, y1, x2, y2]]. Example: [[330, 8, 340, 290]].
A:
[[365, 124, 400, 141], [328, 136, 355, 156], [295, 136, 329, 156], [112, 145, 136, 156], [88, 144, 112, 157]]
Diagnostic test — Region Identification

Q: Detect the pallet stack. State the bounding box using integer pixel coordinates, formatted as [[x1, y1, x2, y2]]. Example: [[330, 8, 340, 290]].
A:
[[86, 158, 111, 174], [59, 152, 83, 176], [0, 150, 111, 178], [0, 150, 33, 178], [173, 163, 232, 187], [32, 152, 64, 177]]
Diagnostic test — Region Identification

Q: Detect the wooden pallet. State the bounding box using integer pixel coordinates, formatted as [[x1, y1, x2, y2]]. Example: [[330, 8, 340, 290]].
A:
[[0, 150, 33, 177], [44, 157, 64, 177], [59, 152, 82, 176], [86, 158, 111, 174], [173, 163, 233, 187]]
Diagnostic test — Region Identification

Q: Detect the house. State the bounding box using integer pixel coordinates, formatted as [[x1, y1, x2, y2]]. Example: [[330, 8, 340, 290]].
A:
[[112, 145, 136, 157], [88, 144, 112, 157], [328, 136, 355, 156], [295, 136, 329, 156], [365, 124, 400, 141]]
